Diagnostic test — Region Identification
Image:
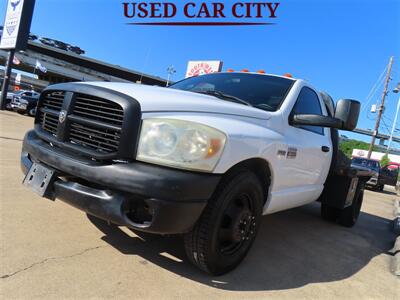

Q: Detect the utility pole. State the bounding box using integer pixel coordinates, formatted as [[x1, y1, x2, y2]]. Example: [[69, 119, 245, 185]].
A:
[[367, 56, 394, 158]]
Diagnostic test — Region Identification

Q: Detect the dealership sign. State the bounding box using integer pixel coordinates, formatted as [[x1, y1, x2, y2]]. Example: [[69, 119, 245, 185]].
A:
[[0, 0, 35, 50], [122, 1, 280, 26], [186, 61, 223, 78]]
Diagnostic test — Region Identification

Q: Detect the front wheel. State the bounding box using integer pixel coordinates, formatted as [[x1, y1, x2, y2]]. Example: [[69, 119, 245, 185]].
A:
[[184, 170, 264, 275], [28, 108, 36, 117]]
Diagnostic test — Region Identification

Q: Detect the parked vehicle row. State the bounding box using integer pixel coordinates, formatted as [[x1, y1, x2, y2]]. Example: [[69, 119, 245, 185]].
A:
[[10, 90, 40, 116], [1, 90, 40, 116], [0, 26, 85, 55]]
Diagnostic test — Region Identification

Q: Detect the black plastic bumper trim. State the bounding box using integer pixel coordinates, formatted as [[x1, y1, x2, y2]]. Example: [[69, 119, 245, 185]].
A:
[[21, 130, 222, 234], [22, 130, 221, 202], [51, 180, 207, 234]]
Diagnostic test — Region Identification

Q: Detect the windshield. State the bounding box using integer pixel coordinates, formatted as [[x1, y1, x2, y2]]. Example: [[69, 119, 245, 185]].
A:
[[170, 73, 295, 111], [352, 158, 380, 171]]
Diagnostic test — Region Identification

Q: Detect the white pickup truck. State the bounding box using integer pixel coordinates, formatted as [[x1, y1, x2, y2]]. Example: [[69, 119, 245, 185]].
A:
[[21, 72, 370, 275]]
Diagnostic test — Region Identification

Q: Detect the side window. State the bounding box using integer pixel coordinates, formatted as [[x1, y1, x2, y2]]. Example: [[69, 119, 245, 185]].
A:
[[24, 92, 32, 97], [291, 87, 324, 135]]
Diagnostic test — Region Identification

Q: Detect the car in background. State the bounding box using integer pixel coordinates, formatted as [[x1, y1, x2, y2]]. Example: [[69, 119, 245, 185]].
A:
[[351, 158, 382, 190], [39, 37, 85, 55], [351, 157, 399, 191], [0, 91, 18, 110], [10, 91, 40, 117], [380, 164, 399, 189]]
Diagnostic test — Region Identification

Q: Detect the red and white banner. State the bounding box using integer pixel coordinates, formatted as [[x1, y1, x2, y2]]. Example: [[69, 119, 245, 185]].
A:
[[185, 60, 223, 78], [352, 149, 400, 166]]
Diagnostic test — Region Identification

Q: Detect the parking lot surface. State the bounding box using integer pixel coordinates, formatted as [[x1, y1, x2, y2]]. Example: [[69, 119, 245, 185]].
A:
[[0, 111, 399, 299]]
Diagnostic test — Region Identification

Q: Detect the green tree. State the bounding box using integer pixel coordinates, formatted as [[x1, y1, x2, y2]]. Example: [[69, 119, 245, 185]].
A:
[[380, 153, 390, 168], [339, 139, 379, 158]]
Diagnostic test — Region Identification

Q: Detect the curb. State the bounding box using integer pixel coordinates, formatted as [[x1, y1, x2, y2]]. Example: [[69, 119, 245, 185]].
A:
[[390, 199, 400, 276], [389, 236, 400, 276], [394, 199, 400, 234]]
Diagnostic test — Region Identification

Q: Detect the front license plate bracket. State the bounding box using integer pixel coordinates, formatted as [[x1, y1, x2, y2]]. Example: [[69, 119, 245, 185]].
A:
[[23, 163, 57, 200]]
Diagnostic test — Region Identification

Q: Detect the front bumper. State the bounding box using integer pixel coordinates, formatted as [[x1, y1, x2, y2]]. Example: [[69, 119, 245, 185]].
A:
[[366, 177, 378, 186], [22, 130, 221, 234], [11, 103, 27, 111]]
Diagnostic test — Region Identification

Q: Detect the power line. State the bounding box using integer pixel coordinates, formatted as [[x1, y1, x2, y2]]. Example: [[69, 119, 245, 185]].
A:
[[361, 65, 387, 114]]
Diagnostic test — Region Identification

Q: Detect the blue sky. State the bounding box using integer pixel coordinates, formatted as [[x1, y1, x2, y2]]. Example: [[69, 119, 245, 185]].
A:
[[1, 0, 399, 144]]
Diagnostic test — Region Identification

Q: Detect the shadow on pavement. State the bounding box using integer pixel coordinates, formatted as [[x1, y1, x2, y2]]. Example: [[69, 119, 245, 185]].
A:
[[87, 202, 395, 291]]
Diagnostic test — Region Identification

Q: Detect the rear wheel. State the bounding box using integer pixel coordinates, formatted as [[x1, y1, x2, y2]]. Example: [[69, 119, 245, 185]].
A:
[[337, 188, 364, 227], [321, 204, 340, 222], [184, 170, 264, 275]]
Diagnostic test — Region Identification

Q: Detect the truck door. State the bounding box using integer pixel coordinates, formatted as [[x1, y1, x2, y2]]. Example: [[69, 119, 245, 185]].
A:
[[268, 86, 332, 213]]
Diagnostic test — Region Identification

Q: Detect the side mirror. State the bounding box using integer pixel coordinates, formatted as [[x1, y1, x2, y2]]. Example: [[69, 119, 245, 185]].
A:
[[290, 114, 343, 128], [290, 99, 361, 131], [334, 99, 360, 131]]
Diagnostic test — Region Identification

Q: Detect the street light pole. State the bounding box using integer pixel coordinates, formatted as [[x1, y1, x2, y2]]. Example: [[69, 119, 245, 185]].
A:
[[387, 96, 400, 153], [166, 65, 176, 87], [387, 82, 400, 153]]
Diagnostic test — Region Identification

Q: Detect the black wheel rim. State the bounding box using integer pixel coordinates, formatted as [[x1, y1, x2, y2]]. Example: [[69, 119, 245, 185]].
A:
[[218, 193, 257, 255]]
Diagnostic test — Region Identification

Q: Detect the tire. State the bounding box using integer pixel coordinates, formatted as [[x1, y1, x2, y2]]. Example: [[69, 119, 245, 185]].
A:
[[28, 108, 36, 117], [378, 185, 384, 192], [337, 187, 364, 227], [321, 203, 340, 222], [184, 170, 264, 275], [17, 111, 25, 115]]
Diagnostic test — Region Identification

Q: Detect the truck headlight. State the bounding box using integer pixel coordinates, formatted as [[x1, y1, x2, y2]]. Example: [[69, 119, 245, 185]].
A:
[[137, 119, 226, 172]]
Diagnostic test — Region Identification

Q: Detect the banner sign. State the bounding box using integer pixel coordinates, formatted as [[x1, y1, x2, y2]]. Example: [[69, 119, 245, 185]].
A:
[[0, 0, 36, 50], [185, 61, 223, 78], [122, 2, 280, 26]]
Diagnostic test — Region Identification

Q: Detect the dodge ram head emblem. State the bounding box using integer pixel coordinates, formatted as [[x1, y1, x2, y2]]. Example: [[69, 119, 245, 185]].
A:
[[58, 110, 67, 124]]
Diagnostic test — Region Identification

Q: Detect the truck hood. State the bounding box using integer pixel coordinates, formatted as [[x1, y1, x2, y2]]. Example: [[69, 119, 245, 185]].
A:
[[82, 82, 272, 120]]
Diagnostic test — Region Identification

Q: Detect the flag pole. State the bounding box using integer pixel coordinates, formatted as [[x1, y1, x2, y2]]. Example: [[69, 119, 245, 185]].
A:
[[0, 49, 15, 110]]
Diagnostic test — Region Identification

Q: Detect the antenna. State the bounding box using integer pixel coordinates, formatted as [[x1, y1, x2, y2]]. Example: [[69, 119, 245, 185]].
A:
[[138, 48, 151, 84]]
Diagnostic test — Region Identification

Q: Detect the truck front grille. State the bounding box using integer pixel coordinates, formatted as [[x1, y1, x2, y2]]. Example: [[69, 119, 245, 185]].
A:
[[34, 86, 140, 160], [73, 94, 124, 127], [39, 91, 65, 136], [68, 94, 124, 154], [69, 121, 121, 153]]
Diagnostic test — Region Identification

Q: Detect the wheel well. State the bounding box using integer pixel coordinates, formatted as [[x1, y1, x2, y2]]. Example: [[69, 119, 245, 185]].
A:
[[222, 158, 271, 203]]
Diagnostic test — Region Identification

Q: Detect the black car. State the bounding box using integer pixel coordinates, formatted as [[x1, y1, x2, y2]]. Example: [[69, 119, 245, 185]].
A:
[[351, 157, 399, 191], [11, 91, 40, 117]]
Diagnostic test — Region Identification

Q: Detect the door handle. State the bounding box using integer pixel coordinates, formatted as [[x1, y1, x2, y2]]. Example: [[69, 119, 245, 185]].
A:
[[321, 146, 330, 152]]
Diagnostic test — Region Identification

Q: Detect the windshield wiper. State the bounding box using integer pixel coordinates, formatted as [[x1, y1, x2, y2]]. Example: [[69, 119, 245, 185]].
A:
[[196, 90, 252, 107]]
